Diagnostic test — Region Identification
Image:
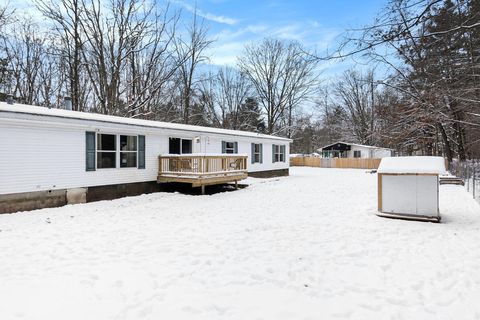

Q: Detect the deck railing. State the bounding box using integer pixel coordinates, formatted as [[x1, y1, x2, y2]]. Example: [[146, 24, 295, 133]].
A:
[[158, 154, 248, 177]]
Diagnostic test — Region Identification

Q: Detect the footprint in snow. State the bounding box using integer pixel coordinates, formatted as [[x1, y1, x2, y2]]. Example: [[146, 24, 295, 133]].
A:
[[182, 306, 201, 314]]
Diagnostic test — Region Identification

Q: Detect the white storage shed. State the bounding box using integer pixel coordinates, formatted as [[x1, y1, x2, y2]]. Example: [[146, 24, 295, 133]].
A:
[[377, 156, 446, 222]]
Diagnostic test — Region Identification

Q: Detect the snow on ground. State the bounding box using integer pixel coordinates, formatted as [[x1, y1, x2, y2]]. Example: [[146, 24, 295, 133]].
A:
[[1, 167, 480, 320]]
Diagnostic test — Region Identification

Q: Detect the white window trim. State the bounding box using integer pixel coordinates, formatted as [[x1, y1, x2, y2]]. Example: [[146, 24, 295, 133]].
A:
[[169, 137, 193, 154], [273, 144, 285, 163], [120, 135, 139, 168], [253, 143, 261, 163], [224, 141, 236, 154], [97, 133, 117, 170], [96, 133, 142, 170]]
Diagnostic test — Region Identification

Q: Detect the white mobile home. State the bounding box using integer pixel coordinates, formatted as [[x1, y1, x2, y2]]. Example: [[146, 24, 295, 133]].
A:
[[0, 102, 291, 213], [319, 142, 393, 159]]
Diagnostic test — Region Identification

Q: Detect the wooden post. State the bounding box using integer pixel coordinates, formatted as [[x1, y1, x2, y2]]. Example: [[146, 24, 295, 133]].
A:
[[235, 180, 238, 189], [201, 185, 205, 195]]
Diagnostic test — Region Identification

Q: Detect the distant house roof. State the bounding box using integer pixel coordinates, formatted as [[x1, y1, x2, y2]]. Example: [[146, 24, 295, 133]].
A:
[[0, 101, 291, 142], [318, 141, 392, 152], [377, 156, 446, 174]]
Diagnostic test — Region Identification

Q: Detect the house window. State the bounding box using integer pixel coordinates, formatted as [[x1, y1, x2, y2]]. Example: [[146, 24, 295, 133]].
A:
[[273, 144, 285, 163], [252, 143, 262, 163], [182, 139, 192, 154], [354, 150, 361, 158], [120, 135, 137, 168], [97, 133, 116, 168], [169, 137, 192, 154], [222, 141, 238, 154]]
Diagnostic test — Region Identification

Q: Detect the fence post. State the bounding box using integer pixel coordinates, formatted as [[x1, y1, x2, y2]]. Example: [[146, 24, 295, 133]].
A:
[[465, 167, 470, 192], [473, 168, 476, 200]]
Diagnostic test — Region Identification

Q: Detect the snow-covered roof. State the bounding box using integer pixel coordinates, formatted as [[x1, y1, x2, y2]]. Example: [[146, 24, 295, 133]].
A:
[[318, 141, 392, 151], [377, 156, 446, 174], [0, 101, 291, 142]]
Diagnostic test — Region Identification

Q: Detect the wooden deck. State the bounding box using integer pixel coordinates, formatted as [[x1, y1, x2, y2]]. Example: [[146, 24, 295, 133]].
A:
[[157, 155, 248, 193]]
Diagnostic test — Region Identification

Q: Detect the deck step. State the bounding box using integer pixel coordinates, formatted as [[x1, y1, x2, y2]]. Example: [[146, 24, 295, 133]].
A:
[[439, 177, 464, 186]]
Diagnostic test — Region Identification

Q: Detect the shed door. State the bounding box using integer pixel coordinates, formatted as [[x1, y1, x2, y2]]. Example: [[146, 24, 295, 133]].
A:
[[382, 175, 417, 214], [381, 175, 438, 216], [416, 175, 438, 215]]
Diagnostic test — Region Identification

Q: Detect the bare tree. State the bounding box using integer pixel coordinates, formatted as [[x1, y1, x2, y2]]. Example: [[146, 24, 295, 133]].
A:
[[4, 18, 45, 105], [0, 4, 13, 93], [199, 66, 254, 130], [36, 0, 85, 110], [238, 38, 319, 135], [123, 7, 181, 119], [322, 0, 480, 160], [0, 4, 12, 31], [173, 11, 213, 124], [334, 69, 378, 145]]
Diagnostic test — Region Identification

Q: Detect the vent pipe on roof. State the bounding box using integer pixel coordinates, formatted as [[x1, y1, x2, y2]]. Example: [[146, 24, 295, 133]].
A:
[[63, 96, 72, 110], [6, 94, 14, 105]]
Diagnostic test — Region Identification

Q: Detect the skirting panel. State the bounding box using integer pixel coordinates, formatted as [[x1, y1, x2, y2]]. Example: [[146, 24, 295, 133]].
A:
[[0, 169, 290, 214], [248, 168, 289, 178]]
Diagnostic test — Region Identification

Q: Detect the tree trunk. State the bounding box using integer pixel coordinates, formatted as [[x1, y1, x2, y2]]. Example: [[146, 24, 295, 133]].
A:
[[454, 122, 467, 161], [437, 122, 453, 162]]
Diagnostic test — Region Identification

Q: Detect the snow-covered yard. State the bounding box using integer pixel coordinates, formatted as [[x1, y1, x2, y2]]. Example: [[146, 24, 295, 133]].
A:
[[1, 167, 480, 320]]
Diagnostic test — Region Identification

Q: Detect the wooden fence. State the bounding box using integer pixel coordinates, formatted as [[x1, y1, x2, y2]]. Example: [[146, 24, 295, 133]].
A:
[[290, 157, 382, 169]]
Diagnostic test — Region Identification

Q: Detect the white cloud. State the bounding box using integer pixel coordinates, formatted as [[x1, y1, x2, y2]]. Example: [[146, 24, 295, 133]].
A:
[[207, 21, 341, 67], [172, 0, 239, 25]]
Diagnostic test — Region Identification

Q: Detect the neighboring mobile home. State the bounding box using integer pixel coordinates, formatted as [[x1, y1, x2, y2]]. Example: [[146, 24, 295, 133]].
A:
[[0, 101, 291, 213], [319, 141, 393, 159]]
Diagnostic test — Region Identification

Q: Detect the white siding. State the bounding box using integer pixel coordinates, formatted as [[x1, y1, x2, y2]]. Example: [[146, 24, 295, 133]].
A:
[[381, 175, 417, 214], [347, 146, 372, 158], [198, 136, 289, 173], [415, 175, 439, 215], [347, 146, 392, 159], [0, 115, 289, 195], [381, 175, 438, 216], [373, 148, 392, 158]]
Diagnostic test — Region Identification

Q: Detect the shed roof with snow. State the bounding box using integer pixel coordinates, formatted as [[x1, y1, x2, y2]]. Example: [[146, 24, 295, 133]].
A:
[[377, 156, 446, 175]]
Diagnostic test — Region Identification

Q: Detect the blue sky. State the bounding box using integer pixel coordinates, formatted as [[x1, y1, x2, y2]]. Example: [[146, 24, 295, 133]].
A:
[[12, 0, 388, 77], [172, 0, 388, 75]]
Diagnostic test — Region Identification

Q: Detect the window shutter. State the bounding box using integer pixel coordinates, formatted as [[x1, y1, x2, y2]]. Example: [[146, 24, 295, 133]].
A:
[[272, 144, 276, 163], [260, 144, 263, 163], [234, 142, 238, 154], [138, 135, 146, 169], [251, 143, 255, 164], [86, 131, 96, 171], [222, 141, 226, 153], [281, 145, 286, 162]]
